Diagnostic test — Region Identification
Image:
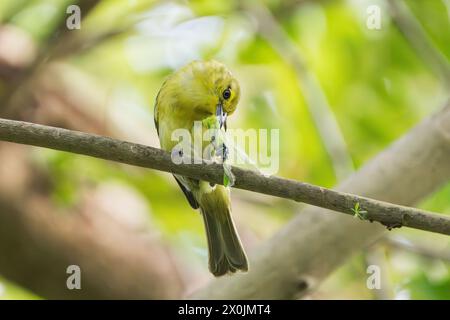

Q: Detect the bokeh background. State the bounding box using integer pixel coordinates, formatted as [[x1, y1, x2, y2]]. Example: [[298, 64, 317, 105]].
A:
[[0, 0, 449, 299]]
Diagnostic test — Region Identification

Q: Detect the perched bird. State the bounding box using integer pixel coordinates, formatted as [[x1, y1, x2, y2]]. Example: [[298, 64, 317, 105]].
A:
[[154, 60, 248, 276]]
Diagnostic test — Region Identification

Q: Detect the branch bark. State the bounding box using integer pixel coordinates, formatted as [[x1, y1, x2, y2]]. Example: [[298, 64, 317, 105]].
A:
[[191, 102, 450, 299], [0, 114, 449, 236]]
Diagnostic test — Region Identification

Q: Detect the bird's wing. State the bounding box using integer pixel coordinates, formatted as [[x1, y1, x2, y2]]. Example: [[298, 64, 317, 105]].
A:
[[154, 88, 199, 210], [174, 175, 199, 209], [154, 101, 160, 136]]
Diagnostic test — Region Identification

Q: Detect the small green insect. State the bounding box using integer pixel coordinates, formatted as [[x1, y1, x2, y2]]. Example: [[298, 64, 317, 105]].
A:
[[202, 115, 233, 187], [223, 172, 230, 187], [202, 115, 220, 130], [351, 202, 368, 220]]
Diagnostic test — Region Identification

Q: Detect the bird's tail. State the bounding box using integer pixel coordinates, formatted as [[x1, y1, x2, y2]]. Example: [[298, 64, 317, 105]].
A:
[[200, 194, 248, 276]]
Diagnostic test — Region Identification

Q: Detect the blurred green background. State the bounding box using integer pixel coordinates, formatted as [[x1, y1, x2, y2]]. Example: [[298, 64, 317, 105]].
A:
[[0, 0, 449, 299]]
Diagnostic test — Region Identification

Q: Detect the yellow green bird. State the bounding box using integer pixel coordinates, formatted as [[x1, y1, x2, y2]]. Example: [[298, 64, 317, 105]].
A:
[[154, 60, 248, 276]]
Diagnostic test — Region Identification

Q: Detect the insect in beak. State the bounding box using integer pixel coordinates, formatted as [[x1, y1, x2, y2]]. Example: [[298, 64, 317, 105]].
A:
[[216, 103, 227, 130]]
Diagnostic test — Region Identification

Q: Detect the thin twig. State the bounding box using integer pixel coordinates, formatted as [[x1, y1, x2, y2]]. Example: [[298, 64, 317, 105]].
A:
[[387, 0, 450, 87], [0, 117, 449, 235], [245, 3, 354, 180], [384, 236, 450, 262]]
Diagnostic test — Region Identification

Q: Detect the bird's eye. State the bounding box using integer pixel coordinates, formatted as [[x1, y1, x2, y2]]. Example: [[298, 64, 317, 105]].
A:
[[222, 88, 231, 100]]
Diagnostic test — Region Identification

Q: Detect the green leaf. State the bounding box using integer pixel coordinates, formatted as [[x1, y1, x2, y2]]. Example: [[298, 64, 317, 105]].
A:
[[351, 202, 368, 220]]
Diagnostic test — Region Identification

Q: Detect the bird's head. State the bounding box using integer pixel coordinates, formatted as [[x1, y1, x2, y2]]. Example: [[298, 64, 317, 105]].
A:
[[166, 60, 240, 127]]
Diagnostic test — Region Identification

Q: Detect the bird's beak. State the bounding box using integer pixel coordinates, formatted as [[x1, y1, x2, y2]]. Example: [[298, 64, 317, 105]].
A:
[[216, 103, 227, 129]]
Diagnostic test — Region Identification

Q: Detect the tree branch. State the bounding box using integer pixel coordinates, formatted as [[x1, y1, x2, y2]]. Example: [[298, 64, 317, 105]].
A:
[[0, 116, 449, 235], [0, 194, 183, 299], [191, 102, 450, 299]]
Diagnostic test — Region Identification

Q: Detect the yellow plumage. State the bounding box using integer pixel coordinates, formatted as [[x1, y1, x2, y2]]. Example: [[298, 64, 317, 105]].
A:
[[154, 60, 248, 276]]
